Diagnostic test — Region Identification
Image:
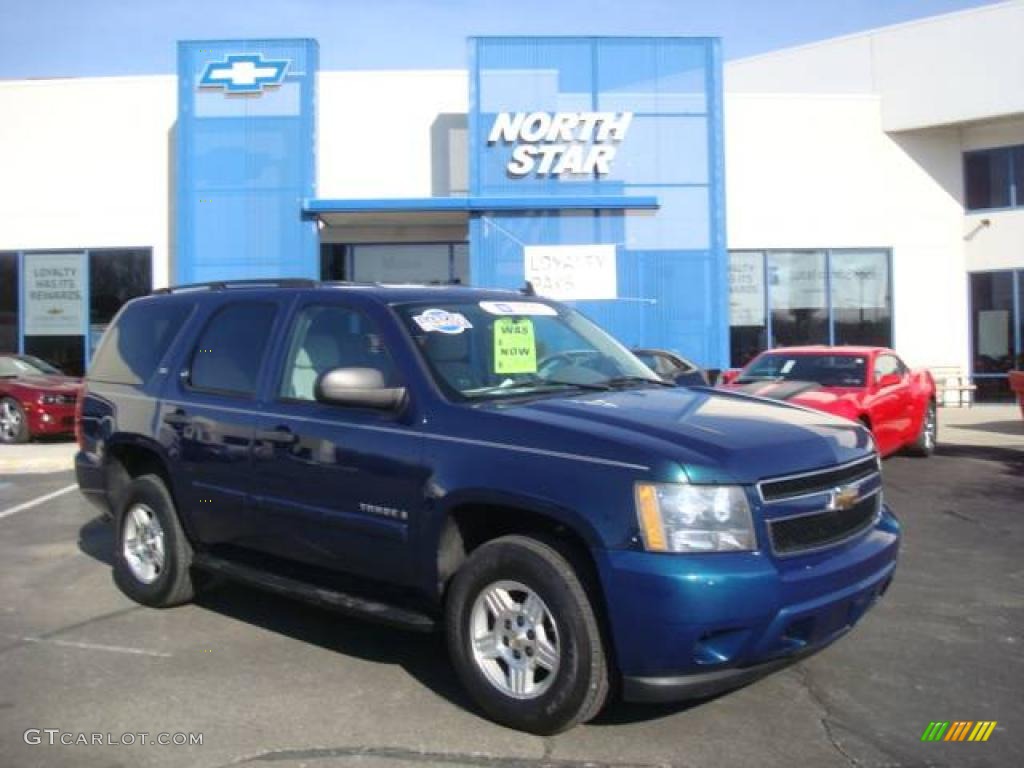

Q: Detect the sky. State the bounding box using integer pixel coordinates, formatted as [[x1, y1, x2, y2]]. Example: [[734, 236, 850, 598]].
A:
[[0, 0, 1004, 79]]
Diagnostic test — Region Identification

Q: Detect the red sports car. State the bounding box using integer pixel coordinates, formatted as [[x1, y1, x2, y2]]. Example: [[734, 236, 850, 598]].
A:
[[720, 346, 937, 457], [0, 355, 81, 444]]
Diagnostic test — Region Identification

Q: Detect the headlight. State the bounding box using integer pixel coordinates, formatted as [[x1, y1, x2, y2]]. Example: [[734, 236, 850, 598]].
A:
[[635, 482, 756, 553], [39, 394, 59, 405]]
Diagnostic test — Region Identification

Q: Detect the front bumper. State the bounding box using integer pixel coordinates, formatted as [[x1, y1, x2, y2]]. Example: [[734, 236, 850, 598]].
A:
[[596, 506, 900, 703], [24, 402, 76, 436]]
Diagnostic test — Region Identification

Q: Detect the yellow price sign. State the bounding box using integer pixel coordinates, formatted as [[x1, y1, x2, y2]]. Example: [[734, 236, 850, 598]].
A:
[[494, 317, 537, 374]]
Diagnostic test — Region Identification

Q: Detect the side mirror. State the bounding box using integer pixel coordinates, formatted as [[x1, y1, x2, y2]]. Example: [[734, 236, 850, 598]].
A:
[[673, 369, 708, 387], [876, 373, 901, 389], [315, 367, 406, 410], [718, 369, 741, 386]]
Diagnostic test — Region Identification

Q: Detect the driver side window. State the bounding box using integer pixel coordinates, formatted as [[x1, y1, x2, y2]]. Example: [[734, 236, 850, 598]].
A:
[[279, 304, 397, 402], [874, 354, 903, 382]]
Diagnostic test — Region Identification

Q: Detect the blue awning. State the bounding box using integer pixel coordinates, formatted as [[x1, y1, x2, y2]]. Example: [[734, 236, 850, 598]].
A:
[[302, 195, 659, 216]]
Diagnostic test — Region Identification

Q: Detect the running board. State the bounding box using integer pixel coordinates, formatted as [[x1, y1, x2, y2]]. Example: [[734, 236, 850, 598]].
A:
[[192, 554, 436, 633]]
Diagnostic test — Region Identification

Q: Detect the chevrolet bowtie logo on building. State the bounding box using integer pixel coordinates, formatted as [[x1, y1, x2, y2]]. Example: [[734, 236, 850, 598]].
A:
[[921, 721, 998, 742], [826, 485, 860, 512], [199, 54, 289, 94]]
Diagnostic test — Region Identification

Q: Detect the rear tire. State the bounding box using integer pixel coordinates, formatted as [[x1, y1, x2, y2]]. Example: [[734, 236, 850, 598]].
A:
[[0, 397, 29, 444], [113, 474, 195, 607], [907, 401, 937, 457], [446, 535, 609, 735]]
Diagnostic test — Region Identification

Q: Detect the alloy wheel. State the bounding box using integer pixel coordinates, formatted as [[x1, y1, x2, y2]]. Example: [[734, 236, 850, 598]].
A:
[[469, 580, 560, 700], [122, 504, 166, 584], [0, 400, 23, 442], [924, 405, 937, 450]]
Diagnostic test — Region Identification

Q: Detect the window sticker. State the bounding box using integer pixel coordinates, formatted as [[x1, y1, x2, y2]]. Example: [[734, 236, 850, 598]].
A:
[[412, 308, 473, 334], [780, 359, 796, 374], [479, 301, 557, 317], [494, 317, 537, 374]]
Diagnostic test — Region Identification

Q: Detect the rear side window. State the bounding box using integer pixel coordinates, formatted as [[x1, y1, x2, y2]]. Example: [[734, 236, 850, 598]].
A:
[[189, 302, 277, 397], [89, 300, 194, 385]]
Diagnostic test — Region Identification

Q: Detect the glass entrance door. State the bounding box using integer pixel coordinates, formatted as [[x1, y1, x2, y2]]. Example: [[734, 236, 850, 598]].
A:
[[969, 270, 1022, 402], [321, 243, 470, 285]]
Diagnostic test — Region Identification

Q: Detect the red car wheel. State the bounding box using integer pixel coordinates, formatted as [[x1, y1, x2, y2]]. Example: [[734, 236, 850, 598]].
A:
[[0, 396, 30, 444]]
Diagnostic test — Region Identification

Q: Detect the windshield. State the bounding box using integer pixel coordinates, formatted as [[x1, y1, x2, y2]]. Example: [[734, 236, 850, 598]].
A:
[[0, 355, 61, 377], [395, 299, 662, 401], [737, 353, 867, 387]]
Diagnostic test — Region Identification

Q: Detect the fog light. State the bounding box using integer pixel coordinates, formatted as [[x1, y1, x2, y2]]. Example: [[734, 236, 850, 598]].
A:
[[693, 627, 751, 665]]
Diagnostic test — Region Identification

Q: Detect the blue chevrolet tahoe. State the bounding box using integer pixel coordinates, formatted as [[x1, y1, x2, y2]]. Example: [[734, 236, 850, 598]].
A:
[[75, 280, 899, 734]]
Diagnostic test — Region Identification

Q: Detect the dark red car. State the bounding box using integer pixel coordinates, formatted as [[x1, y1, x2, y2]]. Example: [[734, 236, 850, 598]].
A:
[[0, 355, 81, 443], [720, 346, 937, 457]]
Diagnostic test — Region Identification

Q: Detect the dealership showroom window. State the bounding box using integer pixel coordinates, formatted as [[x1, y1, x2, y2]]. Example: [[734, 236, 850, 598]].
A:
[[0, 249, 151, 376], [729, 249, 892, 367]]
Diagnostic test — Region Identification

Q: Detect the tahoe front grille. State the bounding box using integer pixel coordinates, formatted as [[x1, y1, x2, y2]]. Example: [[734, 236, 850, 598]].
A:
[[758, 456, 879, 503], [769, 492, 880, 556]]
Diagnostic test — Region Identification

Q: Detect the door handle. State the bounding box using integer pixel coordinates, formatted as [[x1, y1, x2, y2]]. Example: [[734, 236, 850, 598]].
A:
[[163, 410, 190, 427], [257, 427, 298, 445]]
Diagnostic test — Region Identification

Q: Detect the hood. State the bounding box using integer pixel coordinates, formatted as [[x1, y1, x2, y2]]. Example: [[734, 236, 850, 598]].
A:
[[488, 386, 872, 484], [732, 380, 861, 415], [12, 375, 81, 394]]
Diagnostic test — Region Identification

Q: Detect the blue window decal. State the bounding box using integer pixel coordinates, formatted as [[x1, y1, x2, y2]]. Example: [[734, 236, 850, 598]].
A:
[[199, 53, 290, 94]]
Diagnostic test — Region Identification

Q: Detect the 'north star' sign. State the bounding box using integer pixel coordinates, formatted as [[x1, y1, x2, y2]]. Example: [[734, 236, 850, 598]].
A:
[[488, 111, 633, 178]]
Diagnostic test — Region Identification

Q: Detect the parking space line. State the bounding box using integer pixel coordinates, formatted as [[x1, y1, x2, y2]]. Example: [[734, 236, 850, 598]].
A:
[[0, 484, 77, 520], [3, 634, 172, 658]]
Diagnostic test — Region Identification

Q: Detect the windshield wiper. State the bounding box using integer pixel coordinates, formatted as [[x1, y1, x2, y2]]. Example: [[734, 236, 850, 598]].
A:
[[468, 378, 611, 397], [603, 375, 674, 389], [521, 377, 612, 392]]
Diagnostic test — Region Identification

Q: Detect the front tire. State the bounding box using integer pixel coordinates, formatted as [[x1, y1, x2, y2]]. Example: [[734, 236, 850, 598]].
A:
[[446, 535, 609, 735], [113, 474, 195, 607], [907, 400, 937, 457], [0, 397, 29, 444]]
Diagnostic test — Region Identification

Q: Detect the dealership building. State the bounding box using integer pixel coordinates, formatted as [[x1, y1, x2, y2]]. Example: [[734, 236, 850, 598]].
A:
[[1, 1, 1022, 399]]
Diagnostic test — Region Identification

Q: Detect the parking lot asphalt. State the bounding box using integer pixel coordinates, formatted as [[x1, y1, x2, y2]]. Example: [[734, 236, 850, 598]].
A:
[[1, 445, 1022, 768]]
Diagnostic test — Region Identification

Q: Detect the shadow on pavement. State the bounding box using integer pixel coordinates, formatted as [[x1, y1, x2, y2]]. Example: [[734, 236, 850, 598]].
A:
[[944, 420, 1023, 436], [76, 516, 472, 713], [934, 444, 1024, 484], [78, 515, 115, 566], [589, 697, 711, 727], [73, 516, 770, 727], [194, 580, 476, 713]]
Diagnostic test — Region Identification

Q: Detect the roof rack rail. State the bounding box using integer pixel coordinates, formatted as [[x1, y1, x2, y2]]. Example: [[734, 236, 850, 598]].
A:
[[152, 278, 318, 295]]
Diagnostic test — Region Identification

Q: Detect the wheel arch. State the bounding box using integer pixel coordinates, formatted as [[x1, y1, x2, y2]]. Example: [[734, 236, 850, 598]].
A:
[[433, 494, 619, 694], [103, 436, 184, 527], [432, 491, 606, 602]]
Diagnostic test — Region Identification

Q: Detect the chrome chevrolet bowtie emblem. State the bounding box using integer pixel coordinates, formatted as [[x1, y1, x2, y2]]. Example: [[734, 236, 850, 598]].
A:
[[826, 485, 860, 512], [199, 54, 290, 94]]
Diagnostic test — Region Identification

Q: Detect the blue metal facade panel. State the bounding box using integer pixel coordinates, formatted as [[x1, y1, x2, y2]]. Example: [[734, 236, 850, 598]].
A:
[[176, 40, 318, 284], [468, 37, 729, 369]]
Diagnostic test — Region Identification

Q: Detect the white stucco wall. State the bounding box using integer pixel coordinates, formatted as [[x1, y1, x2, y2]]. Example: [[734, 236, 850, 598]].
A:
[[726, 0, 1024, 132], [317, 70, 468, 199], [0, 76, 176, 287], [961, 117, 1024, 272], [724, 92, 969, 371]]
